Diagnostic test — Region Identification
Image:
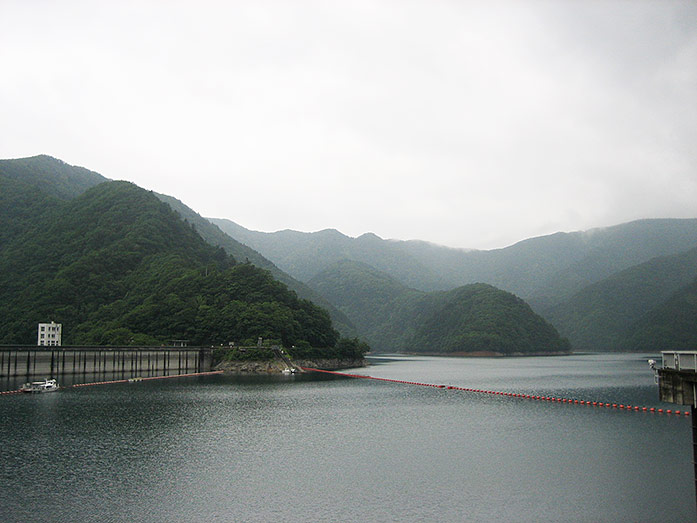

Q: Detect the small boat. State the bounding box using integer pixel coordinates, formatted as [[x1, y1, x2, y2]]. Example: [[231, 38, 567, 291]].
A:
[[21, 378, 59, 393]]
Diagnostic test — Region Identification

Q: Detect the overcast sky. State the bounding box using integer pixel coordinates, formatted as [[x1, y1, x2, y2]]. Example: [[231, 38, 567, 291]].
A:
[[1, 1, 695, 249]]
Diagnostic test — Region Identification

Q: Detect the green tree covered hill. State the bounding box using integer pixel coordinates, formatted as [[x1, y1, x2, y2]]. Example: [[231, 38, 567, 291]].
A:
[[620, 277, 697, 351], [308, 260, 570, 354], [408, 284, 570, 354], [0, 180, 348, 354], [0, 154, 107, 199], [157, 193, 356, 337], [0, 155, 106, 247], [545, 247, 697, 350]]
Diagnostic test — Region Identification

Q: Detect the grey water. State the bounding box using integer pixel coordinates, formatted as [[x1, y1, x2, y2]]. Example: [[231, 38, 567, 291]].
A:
[[1, 353, 693, 522]]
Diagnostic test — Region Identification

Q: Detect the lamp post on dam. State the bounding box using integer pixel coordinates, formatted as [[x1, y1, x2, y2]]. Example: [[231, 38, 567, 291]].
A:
[[655, 351, 697, 509]]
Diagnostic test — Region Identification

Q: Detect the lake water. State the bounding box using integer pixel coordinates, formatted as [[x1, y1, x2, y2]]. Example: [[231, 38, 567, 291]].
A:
[[1, 353, 694, 522]]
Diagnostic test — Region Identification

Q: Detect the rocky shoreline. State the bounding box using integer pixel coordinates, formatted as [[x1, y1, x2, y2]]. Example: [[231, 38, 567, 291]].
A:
[[215, 357, 367, 374]]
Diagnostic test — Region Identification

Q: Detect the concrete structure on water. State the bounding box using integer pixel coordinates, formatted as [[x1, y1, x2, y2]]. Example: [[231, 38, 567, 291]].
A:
[[656, 351, 697, 510], [0, 346, 212, 378]]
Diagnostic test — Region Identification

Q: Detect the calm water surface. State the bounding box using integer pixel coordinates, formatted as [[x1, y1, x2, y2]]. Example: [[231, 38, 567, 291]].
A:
[[1, 353, 693, 522]]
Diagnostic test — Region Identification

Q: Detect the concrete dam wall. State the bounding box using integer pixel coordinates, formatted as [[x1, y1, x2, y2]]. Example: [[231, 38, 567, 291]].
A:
[[0, 346, 213, 378]]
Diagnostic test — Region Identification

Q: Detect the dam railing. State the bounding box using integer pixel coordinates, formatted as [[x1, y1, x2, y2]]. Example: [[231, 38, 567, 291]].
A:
[[0, 345, 213, 378]]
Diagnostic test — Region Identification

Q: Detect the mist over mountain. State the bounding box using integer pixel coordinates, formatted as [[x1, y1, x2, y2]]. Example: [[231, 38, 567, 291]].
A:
[[210, 220, 447, 290], [308, 260, 570, 354], [155, 193, 356, 337], [0, 154, 107, 199], [621, 276, 697, 352], [211, 218, 697, 352], [545, 247, 697, 350], [211, 218, 697, 307], [3, 155, 695, 354]]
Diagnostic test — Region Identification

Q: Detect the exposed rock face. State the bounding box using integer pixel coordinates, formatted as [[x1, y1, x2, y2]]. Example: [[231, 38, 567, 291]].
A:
[[215, 358, 366, 374]]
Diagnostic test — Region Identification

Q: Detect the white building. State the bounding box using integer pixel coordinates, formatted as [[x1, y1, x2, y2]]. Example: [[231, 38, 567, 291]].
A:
[[37, 322, 62, 346]]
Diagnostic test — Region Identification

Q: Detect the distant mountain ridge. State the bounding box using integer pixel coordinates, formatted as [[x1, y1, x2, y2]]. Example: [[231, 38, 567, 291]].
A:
[[308, 260, 570, 354], [210, 217, 697, 308], [210, 219, 448, 291], [211, 217, 697, 351], [0, 154, 107, 199], [3, 155, 695, 353], [545, 247, 697, 350], [621, 276, 697, 351], [155, 194, 356, 336]]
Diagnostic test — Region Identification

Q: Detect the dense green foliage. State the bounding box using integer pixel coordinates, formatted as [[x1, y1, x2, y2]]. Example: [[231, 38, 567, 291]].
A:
[[211, 336, 369, 365], [545, 248, 697, 350], [157, 193, 356, 337], [0, 168, 346, 352], [408, 284, 571, 354], [0, 155, 107, 200], [620, 277, 697, 351], [309, 261, 570, 354]]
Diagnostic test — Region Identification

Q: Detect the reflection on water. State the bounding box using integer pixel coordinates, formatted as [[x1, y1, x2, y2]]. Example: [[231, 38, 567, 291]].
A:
[[1, 353, 693, 522], [1, 367, 207, 392]]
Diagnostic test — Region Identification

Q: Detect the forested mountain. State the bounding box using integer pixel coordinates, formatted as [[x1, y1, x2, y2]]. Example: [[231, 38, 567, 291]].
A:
[[0, 154, 107, 199], [213, 217, 697, 352], [620, 277, 697, 351], [0, 155, 355, 339], [0, 155, 107, 247], [408, 284, 570, 355], [210, 219, 453, 290], [0, 163, 349, 353], [156, 193, 355, 336], [210, 217, 697, 310], [545, 247, 697, 350], [308, 260, 570, 354], [3, 155, 694, 354], [308, 260, 424, 347]]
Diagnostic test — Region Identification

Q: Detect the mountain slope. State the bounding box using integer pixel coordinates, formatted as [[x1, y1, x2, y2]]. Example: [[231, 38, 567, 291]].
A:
[[0, 178, 340, 349], [308, 260, 569, 354], [621, 277, 697, 351], [0, 154, 107, 199], [0, 155, 107, 247], [157, 194, 356, 336], [544, 247, 697, 350], [0, 155, 355, 338], [408, 284, 571, 354], [210, 218, 697, 309], [307, 260, 423, 346], [529, 220, 697, 310]]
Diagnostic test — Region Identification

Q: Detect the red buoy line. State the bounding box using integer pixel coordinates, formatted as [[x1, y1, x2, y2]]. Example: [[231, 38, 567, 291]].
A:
[[1, 370, 225, 395], [71, 370, 224, 388], [301, 368, 690, 417]]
